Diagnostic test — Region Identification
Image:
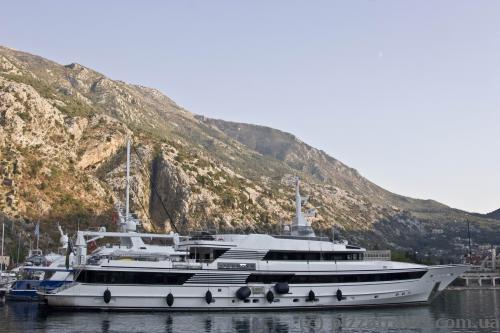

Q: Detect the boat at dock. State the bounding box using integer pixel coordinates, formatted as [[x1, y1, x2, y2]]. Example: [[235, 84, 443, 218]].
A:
[[40, 140, 468, 310], [41, 187, 467, 309], [0, 271, 16, 301], [6, 226, 74, 302]]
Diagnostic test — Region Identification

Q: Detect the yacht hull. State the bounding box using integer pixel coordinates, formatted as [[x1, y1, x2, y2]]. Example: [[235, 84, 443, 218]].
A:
[[7, 279, 70, 302], [42, 265, 466, 310]]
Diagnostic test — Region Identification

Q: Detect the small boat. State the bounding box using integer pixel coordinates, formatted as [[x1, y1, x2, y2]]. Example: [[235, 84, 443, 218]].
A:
[[6, 227, 74, 302], [0, 271, 17, 286], [6, 268, 73, 302], [0, 271, 17, 301]]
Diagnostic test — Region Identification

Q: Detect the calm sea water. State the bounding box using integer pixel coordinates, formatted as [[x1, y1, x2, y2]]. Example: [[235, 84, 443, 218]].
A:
[[1, 290, 499, 333]]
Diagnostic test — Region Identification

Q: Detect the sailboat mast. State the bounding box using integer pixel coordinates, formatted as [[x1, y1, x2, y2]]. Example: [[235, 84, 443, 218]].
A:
[[1, 223, 4, 272], [36, 222, 39, 251], [467, 220, 472, 263], [125, 139, 131, 224]]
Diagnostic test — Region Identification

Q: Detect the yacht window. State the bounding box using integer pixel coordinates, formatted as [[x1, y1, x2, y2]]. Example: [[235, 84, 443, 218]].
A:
[[263, 251, 364, 261], [246, 271, 426, 284], [76, 270, 193, 285], [289, 271, 426, 284], [189, 247, 228, 262]]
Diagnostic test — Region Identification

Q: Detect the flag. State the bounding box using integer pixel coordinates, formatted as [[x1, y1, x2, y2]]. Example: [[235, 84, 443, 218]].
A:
[[34, 222, 40, 237], [88, 240, 97, 253]]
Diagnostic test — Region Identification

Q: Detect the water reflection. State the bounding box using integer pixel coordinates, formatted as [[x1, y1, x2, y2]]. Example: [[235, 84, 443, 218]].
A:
[[165, 315, 173, 333], [1, 291, 499, 333], [101, 319, 110, 333]]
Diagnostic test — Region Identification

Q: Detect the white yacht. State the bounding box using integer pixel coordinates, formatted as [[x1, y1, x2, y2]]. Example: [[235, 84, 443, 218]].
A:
[[41, 173, 468, 310]]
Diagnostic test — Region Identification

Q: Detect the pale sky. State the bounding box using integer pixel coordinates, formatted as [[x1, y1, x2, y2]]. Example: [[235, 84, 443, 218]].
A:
[[1, 1, 499, 213]]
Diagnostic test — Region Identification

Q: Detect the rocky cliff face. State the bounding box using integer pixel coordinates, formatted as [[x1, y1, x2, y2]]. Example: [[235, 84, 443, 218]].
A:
[[0, 45, 498, 260]]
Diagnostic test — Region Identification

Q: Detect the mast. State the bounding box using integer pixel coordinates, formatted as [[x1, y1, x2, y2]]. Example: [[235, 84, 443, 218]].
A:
[[467, 220, 472, 263], [16, 234, 20, 266], [295, 179, 302, 220], [294, 178, 307, 227], [36, 223, 39, 251], [125, 139, 131, 225], [122, 138, 138, 234], [291, 178, 315, 237], [1, 223, 4, 272]]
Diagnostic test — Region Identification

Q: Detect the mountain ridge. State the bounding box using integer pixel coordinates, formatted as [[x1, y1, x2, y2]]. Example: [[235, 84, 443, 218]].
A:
[[486, 208, 500, 220], [0, 45, 498, 261]]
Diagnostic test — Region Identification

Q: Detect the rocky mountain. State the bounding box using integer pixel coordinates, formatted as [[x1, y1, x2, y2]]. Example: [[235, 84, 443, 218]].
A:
[[486, 209, 500, 220], [0, 45, 498, 261]]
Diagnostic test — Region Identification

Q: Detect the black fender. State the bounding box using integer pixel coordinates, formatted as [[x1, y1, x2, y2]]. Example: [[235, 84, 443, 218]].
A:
[[236, 286, 251, 300], [103, 289, 111, 304], [308, 290, 315, 302], [266, 290, 274, 303], [205, 290, 213, 304], [274, 282, 289, 294], [336, 289, 343, 301], [166, 293, 174, 307]]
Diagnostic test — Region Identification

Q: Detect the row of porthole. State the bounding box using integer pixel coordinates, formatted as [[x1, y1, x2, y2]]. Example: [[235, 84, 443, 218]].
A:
[[101, 287, 346, 306]]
